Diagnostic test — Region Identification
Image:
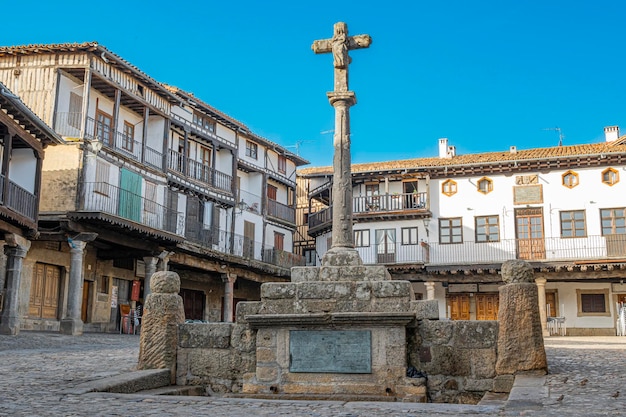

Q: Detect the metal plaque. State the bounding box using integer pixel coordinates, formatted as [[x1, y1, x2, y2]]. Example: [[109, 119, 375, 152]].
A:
[[289, 330, 372, 374]]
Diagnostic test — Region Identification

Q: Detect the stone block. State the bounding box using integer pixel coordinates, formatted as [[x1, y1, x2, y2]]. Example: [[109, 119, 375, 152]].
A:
[[235, 301, 261, 324], [318, 266, 340, 281], [256, 347, 276, 363], [470, 348, 497, 379], [188, 349, 234, 379], [258, 299, 297, 315], [355, 282, 372, 300], [230, 325, 256, 352], [290, 266, 319, 283], [256, 365, 279, 383], [178, 323, 232, 349], [300, 299, 337, 313], [463, 377, 494, 392], [256, 329, 277, 348], [364, 265, 392, 280], [452, 321, 498, 349], [493, 375, 515, 393], [428, 345, 471, 376], [371, 281, 412, 298], [410, 300, 439, 320], [385, 345, 406, 366], [371, 298, 410, 312], [338, 265, 367, 280], [419, 320, 454, 345], [297, 282, 352, 299], [260, 283, 296, 299], [150, 271, 180, 294]]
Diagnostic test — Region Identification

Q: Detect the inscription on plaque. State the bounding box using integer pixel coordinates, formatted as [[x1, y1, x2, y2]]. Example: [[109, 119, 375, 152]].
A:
[[289, 330, 372, 374], [513, 184, 543, 205]]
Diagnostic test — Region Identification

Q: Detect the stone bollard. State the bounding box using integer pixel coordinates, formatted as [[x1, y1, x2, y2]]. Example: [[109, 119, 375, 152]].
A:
[[137, 271, 185, 384], [495, 260, 547, 375]]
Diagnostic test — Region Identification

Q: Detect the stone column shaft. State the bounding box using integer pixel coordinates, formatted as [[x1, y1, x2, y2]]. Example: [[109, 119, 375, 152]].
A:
[[425, 281, 436, 301], [222, 273, 237, 323], [142, 256, 158, 300], [0, 243, 30, 335], [535, 278, 549, 337], [60, 241, 87, 335]]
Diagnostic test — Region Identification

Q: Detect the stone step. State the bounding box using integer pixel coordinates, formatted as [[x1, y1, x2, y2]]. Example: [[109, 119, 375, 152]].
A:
[[64, 369, 171, 395]]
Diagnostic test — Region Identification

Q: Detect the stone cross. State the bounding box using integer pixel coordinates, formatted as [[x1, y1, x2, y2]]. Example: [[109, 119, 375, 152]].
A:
[[312, 22, 371, 266]]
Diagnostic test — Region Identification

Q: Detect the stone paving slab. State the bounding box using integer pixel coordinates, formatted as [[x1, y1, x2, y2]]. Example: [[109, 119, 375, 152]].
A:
[[0, 332, 624, 416]]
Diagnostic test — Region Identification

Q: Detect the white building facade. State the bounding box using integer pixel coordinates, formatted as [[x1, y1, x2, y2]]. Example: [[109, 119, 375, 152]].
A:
[[299, 131, 626, 336]]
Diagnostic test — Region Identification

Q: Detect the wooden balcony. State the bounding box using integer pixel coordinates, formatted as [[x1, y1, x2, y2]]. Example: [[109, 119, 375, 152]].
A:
[[167, 149, 233, 193], [267, 199, 295, 225], [0, 174, 38, 228]]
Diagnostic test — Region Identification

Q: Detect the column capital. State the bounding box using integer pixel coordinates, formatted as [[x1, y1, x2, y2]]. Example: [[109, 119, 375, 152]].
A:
[[4, 244, 29, 259], [327, 91, 356, 106], [222, 273, 237, 284], [535, 277, 547, 286], [143, 256, 159, 267], [68, 239, 88, 253], [4, 233, 31, 252]]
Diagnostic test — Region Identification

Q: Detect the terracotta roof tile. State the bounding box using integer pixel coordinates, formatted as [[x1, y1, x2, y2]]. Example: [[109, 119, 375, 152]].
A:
[[298, 142, 626, 176]]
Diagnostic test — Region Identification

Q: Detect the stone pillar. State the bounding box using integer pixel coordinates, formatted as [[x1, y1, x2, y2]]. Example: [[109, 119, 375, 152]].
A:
[[60, 240, 88, 335], [0, 235, 31, 335], [425, 281, 436, 300], [222, 273, 237, 323], [157, 251, 173, 272], [142, 256, 158, 300], [535, 278, 549, 337], [138, 271, 185, 384], [496, 260, 547, 375], [321, 92, 362, 267]]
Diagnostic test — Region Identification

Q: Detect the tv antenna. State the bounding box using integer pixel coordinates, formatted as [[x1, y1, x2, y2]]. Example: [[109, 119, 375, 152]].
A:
[[543, 127, 564, 146], [285, 140, 314, 156]]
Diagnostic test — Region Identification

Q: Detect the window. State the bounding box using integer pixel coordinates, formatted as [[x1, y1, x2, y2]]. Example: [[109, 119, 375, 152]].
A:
[[475, 215, 499, 242], [144, 181, 158, 214], [95, 110, 112, 145], [441, 179, 457, 196], [562, 170, 579, 188], [192, 112, 216, 133], [401, 227, 418, 245], [601, 168, 619, 186], [274, 232, 284, 251], [439, 217, 462, 244], [600, 208, 626, 235], [577, 289, 610, 316], [98, 276, 109, 294], [94, 160, 110, 195], [304, 249, 316, 266], [267, 184, 277, 201], [278, 155, 287, 174], [201, 147, 211, 166], [354, 229, 370, 247], [477, 177, 493, 194], [68, 92, 83, 130], [560, 210, 586, 237], [122, 122, 134, 152], [245, 141, 258, 159]]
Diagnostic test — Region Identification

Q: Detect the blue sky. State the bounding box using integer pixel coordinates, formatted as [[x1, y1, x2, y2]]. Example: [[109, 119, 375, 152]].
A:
[[5, 1, 626, 167]]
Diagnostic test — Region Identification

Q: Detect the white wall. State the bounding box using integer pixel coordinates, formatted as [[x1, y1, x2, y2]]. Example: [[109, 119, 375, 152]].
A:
[[9, 148, 37, 193]]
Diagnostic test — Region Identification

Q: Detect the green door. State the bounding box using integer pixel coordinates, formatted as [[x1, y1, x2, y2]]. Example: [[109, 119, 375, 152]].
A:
[[119, 168, 142, 222]]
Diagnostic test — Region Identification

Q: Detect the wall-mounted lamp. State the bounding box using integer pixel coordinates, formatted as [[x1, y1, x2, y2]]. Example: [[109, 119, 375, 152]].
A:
[[235, 200, 249, 214]]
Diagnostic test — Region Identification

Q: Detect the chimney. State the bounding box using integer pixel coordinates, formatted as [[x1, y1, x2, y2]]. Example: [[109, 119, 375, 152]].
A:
[[604, 126, 619, 142], [447, 145, 456, 158], [438, 138, 449, 158], [510, 146, 517, 154]]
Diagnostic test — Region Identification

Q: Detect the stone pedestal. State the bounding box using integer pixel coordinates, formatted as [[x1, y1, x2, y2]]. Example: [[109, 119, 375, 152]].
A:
[[138, 271, 185, 384], [495, 260, 547, 375], [242, 264, 426, 400]]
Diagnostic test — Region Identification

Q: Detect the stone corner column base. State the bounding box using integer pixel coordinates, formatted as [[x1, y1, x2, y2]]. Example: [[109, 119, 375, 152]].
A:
[[60, 318, 84, 336], [0, 318, 20, 335]]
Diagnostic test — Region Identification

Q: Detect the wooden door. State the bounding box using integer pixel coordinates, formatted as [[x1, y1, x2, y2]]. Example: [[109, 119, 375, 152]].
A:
[[29, 264, 61, 319], [515, 208, 545, 260], [180, 288, 204, 320], [81, 281, 90, 322], [119, 168, 142, 222], [95, 110, 112, 146], [448, 294, 470, 320], [546, 291, 558, 317], [375, 229, 396, 263], [476, 293, 499, 320], [243, 221, 255, 258]]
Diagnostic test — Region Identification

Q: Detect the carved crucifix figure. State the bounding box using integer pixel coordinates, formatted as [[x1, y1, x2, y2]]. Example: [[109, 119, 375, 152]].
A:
[[312, 22, 372, 266]]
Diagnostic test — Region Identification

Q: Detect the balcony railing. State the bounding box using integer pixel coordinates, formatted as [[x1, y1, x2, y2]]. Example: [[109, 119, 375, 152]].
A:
[[353, 192, 427, 213], [171, 113, 234, 149], [267, 199, 295, 224], [184, 217, 305, 269], [167, 149, 233, 193], [79, 182, 182, 234], [1, 176, 37, 221], [316, 234, 626, 266], [309, 206, 332, 232], [54, 114, 164, 169]]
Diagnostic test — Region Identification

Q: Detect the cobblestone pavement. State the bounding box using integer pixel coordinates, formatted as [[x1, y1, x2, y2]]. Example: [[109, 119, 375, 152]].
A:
[[0, 332, 624, 416]]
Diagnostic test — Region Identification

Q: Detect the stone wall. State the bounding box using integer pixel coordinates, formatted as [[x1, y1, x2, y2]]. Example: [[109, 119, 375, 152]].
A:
[[407, 319, 498, 404]]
